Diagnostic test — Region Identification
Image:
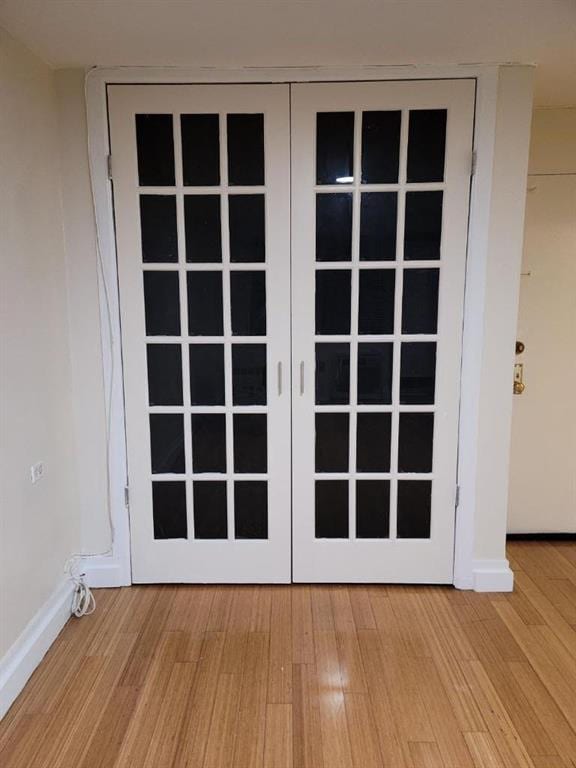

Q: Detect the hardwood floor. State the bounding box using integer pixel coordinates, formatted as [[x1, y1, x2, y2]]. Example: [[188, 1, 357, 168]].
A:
[[1, 541, 575, 767]]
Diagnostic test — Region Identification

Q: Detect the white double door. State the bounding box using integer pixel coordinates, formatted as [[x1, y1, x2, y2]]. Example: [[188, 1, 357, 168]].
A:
[[109, 79, 474, 584]]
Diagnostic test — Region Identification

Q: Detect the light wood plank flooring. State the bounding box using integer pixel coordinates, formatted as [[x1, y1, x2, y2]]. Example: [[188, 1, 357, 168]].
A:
[[1, 541, 575, 767]]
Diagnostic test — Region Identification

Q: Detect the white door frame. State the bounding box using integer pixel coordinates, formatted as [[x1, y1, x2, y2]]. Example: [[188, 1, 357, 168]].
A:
[[84, 63, 534, 591]]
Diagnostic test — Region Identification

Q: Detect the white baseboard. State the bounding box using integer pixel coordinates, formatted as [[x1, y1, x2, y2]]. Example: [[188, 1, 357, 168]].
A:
[[471, 558, 514, 592], [83, 555, 131, 588], [0, 579, 73, 719]]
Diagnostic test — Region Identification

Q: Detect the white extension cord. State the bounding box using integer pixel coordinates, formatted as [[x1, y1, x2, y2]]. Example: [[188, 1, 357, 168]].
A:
[[66, 557, 96, 617]]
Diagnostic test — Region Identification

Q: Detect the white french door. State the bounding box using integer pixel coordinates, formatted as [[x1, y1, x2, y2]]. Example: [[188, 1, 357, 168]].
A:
[[108, 79, 475, 584], [109, 85, 292, 582], [291, 81, 475, 582]]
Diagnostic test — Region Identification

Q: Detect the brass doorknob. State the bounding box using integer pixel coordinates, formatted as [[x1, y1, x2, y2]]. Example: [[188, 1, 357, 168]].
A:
[[514, 380, 525, 395], [516, 340, 525, 354]]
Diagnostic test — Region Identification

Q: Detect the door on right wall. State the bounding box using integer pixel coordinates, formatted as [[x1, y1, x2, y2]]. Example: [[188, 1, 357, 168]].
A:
[[291, 80, 475, 582]]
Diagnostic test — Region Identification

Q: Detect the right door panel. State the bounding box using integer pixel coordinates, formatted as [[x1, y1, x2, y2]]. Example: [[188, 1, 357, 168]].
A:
[[291, 80, 475, 582]]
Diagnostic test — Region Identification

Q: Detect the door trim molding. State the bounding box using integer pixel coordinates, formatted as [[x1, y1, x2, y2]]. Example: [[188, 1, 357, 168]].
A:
[[85, 63, 533, 591]]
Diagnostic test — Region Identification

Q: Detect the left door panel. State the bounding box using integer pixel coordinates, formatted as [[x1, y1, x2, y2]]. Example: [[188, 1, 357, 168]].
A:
[[108, 85, 291, 582]]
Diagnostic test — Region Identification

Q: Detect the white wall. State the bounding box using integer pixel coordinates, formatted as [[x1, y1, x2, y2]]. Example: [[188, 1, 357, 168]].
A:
[[508, 108, 576, 533], [0, 30, 81, 658]]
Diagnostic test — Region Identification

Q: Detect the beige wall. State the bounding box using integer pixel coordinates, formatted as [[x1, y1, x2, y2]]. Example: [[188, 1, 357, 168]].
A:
[[508, 108, 576, 532], [0, 31, 81, 657]]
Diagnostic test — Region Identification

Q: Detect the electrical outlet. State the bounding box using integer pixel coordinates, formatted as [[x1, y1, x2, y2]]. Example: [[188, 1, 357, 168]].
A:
[[30, 462, 44, 484]]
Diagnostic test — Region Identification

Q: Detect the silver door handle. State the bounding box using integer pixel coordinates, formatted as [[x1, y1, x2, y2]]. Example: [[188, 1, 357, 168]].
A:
[[300, 361, 305, 395], [277, 361, 282, 396]]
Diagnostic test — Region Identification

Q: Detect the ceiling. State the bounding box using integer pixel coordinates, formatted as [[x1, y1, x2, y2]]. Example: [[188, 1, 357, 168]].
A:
[[1, 0, 574, 106]]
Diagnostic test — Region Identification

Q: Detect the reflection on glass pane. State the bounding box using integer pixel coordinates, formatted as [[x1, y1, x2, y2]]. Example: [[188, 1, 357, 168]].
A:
[[136, 114, 175, 186], [140, 196, 178, 263], [407, 110, 447, 183], [234, 414, 267, 473], [360, 193, 397, 261], [315, 270, 351, 335], [315, 480, 349, 538], [316, 194, 353, 262], [315, 343, 350, 405], [147, 344, 183, 406], [356, 413, 391, 472], [402, 269, 439, 334], [192, 414, 226, 473], [232, 344, 267, 405], [189, 344, 225, 405], [231, 271, 266, 336], [400, 343, 436, 404], [356, 481, 390, 538], [235, 481, 268, 539], [315, 413, 349, 473], [398, 413, 434, 473], [358, 270, 395, 335], [404, 192, 443, 261], [227, 114, 265, 186], [181, 114, 220, 186], [316, 112, 354, 185], [153, 481, 187, 539], [143, 272, 180, 336], [185, 196, 222, 263], [361, 111, 401, 183], [193, 481, 227, 539], [229, 195, 265, 263], [150, 414, 185, 474], [187, 272, 223, 336], [397, 480, 432, 538], [357, 343, 393, 404]]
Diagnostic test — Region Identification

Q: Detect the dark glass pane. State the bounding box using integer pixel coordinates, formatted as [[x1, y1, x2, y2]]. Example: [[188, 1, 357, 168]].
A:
[[315, 343, 350, 405], [149, 414, 185, 474], [147, 344, 183, 406], [407, 110, 447, 183], [229, 195, 265, 263], [136, 114, 175, 186], [143, 272, 180, 336], [398, 413, 434, 473], [356, 413, 391, 472], [360, 193, 397, 261], [358, 269, 395, 335], [357, 343, 393, 404], [232, 344, 266, 405], [402, 269, 439, 334], [404, 192, 443, 261], [315, 270, 351, 335], [189, 344, 225, 405], [397, 480, 432, 538], [315, 480, 349, 538], [316, 112, 354, 185], [227, 114, 264, 186], [315, 413, 349, 473], [184, 196, 222, 263], [400, 343, 436, 405], [193, 481, 227, 539], [235, 481, 268, 539], [316, 194, 353, 262], [192, 414, 226, 473], [233, 414, 267, 473], [153, 481, 187, 539], [187, 272, 223, 336], [361, 111, 401, 183], [181, 114, 220, 186], [356, 481, 390, 538], [140, 196, 178, 263], [231, 271, 266, 336]]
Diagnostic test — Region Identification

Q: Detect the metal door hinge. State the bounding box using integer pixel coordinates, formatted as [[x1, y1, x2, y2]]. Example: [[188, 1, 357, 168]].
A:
[[470, 150, 477, 177], [124, 485, 130, 507], [107, 154, 113, 181], [455, 485, 461, 508]]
